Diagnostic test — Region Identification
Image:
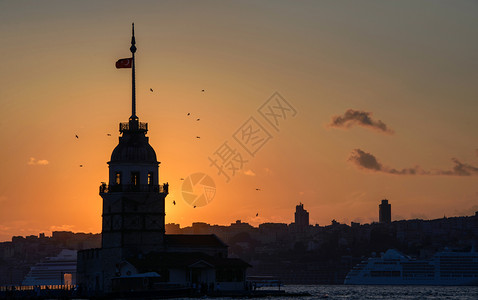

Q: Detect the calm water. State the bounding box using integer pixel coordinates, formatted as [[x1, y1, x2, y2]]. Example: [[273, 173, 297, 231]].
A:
[[277, 285, 478, 300], [179, 285, 478, 300]]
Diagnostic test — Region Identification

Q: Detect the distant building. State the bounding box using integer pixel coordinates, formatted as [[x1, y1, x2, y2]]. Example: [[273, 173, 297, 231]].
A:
[[379, 199, 391, 224], [294, 203, 309, 227], [165, 223, 181, 234]]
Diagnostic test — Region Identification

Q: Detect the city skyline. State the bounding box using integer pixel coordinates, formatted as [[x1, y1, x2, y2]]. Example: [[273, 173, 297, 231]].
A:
[[1, 1, 478, 242]]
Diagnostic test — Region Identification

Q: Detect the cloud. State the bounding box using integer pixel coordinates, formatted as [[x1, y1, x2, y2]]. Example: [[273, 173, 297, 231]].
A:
[[435, 158, 478, 176], [28, 157, 49, 165], [243, 169, 256, 176], [348, 149, 382, 171], [329, 109, 394, 134], [49, 225, 75, 232], [0, 224, 11, 232], [348, 149, 478, 176]]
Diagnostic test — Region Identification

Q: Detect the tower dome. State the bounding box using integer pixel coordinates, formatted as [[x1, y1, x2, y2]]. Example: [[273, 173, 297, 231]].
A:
[[110, 119, 158, 164]]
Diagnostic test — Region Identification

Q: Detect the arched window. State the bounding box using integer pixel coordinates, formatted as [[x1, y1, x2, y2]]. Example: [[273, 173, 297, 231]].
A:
[[131, 172, 140, 186], [115, 172, 121, 185]]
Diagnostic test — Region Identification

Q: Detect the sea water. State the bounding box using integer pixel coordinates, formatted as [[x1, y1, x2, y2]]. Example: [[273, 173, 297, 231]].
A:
[[279, 285, 478, 300], [177, 285, 478, 300]]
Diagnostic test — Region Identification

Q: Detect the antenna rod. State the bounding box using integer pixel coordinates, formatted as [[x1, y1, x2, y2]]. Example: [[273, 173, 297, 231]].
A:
[[130, 23, 137, 119]]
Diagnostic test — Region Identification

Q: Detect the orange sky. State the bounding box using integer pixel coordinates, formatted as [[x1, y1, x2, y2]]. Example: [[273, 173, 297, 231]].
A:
[[1, 1, 478, 241]]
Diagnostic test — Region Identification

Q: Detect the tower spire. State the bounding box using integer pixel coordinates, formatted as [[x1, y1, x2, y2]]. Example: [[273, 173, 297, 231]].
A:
[[130, 23, 137, 121]]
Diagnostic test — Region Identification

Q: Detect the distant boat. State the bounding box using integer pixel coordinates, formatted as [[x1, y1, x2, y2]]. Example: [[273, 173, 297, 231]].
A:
[[22, 249, 77, 286], [344, 248, 478, 286]]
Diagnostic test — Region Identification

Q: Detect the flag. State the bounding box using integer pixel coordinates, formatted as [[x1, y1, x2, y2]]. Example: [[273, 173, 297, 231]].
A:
[[116, 58, 133, 68]]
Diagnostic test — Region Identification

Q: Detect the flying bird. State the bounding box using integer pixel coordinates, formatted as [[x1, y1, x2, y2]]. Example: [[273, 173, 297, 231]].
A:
[[193, 205, 196, 208], [150, 88, 153, 92], [256, 213, 259, 217], [180, 178, 184, 180], [196, 136, 200, 139], [107, 133, 111, 136], [256, 188, 261, 191], [187, 113, 190, 116], [173, 200, 176, 205], [75, 135, 79, 139], [79, 165, 83, 167], [201, 89, 205, 92], [196, 118, 200, 121]]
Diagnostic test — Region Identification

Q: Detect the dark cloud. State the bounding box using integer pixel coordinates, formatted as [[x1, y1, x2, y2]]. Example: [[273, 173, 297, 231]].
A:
[[386, 166, 425, 175], [349, 149, 478, 176], [348, 149, 382, 171], [435, 158, 478, 176], [330, 109, 394, 134], [348, 149, 422, 174]]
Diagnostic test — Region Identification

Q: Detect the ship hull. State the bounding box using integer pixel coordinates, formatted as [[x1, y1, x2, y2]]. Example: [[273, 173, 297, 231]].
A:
[[345, 278, 478, 286], [344, 249, 478, 286]]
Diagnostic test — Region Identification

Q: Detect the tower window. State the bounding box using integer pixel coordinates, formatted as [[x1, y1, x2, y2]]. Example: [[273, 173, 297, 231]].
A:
[[148, 172, 153, 185], [115, 172, 121, 185], [131, 172, 140, 186]]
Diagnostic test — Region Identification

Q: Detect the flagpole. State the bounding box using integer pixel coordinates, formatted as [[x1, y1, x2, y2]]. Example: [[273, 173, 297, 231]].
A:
[[130, 23, 137, 120]]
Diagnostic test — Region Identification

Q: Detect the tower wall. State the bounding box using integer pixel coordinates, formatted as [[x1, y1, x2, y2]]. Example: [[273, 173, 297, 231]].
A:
[[101, 189, 166, 256]]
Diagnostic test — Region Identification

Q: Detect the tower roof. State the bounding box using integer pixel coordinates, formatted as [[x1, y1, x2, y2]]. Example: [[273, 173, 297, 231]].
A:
[[109, 24, 158, 165], [110, 129, 158, 163]]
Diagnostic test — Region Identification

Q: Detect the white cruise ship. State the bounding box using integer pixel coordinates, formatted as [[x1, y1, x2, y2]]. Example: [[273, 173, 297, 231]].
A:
[[22, 249, 77, 286], [344, 248, 478, 286]]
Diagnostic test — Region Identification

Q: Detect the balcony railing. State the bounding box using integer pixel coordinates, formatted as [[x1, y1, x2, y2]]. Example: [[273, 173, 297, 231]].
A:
[[119, 122, 148, 133], [99, 183, 168, 194]]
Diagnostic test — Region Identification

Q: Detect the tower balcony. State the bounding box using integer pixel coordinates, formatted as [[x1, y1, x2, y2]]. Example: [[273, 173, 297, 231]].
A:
[[99, 183, 168, 194], [119, 121, 148, 133]]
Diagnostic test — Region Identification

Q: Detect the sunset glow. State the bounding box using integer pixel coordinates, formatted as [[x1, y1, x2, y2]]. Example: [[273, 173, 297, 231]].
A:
[[1, 1, 478, 241]]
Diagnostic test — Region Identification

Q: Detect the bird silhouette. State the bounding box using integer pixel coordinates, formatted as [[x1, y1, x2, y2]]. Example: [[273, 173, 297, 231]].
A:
[[187, 113, 190, 116], [150, 88, 153, 92], [201, 89, 205, 92], [106, 133, 111, 136], [256, 188, 261, 191], [180, 178, 184, 180], [173, 200, 176, 205], [196, 136, 200, 139], [196, 118, 200, 121], [256, 213, 259, 217], [194, 205, 197, 208], [79, 165, 83, 167], [75, 135, 79, 139]]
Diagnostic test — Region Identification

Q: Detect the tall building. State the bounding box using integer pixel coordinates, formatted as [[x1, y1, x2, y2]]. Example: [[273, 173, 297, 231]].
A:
[[77, 24, 249, 296], [379, 199, 391, 224], [295, 203, 309, 227]]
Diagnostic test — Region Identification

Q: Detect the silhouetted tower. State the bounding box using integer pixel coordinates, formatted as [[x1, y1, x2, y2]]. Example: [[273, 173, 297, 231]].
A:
[[295, 203, 309, 227], [379, 199, 391, 224], [99, 24, 168, 259]]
